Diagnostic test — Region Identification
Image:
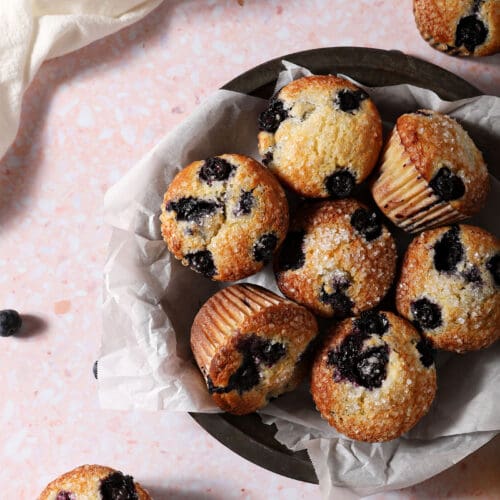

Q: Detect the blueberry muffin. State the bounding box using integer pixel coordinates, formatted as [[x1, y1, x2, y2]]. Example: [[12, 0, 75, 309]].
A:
[[274, 199, 397, 318], [160, 154, 289, 281], [414, 0, 500, 56], [311, 311, 437, 442], [396, 224, 500, 352], [39, 464, 151, 499], [191, 284, 318, 415], [257, 75, 383, 198], [371, 109, 489, 233]]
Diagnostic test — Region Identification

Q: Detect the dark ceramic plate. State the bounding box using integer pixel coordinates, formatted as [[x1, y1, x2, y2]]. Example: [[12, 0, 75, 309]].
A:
[[191, 47, 482, 484]]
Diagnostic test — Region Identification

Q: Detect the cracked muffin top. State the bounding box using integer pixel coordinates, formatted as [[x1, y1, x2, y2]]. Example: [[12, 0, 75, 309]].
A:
[[160, 154, 289, 281], [396, 224, 500, 352], [413, 0, 500, 56], [274, 199, 397, 318], [311, 311, 437, 442], [257, 75, 383, 198]]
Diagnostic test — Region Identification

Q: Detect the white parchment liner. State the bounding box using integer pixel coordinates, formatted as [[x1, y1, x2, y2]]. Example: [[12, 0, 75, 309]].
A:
[[102, 61, 500, 496]]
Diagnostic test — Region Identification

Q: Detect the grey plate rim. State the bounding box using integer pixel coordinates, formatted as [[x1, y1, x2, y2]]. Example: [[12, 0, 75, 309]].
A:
[[190, 46, 482, 485]]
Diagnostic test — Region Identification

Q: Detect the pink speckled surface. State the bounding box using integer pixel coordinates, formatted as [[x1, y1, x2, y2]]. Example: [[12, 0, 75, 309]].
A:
[[0, 1, 499, 498]]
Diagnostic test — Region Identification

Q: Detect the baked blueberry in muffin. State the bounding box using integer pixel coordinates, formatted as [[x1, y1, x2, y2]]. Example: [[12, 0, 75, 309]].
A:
[[311, 311, 437, 442], [396, 224, 500, 352], [258, 75, 382, 198], [274, 199, 397, 318], [414, 0, 500, 56], [39, 465, 151, 499], [371, 109, 489, 233], [191, 284, 318, 415], [160, 154, 289, 281]]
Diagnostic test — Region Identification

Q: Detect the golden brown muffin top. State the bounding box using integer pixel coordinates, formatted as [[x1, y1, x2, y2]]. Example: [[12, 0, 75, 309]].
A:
[[258, 75, 382, 198], [39, 464, 151, 500], [275, 199, 397, 317], [413, 0, 500, 56], [396, 224, 500, 352], [311, 311, 437, 442], [160, 154, 289, 281], [396, 110, 489, 215]]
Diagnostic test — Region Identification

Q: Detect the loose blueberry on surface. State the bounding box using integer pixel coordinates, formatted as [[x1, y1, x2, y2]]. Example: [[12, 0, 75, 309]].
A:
[[429, 167, 465, 202], [99, 471, 138, 500], [233, 190, 254, 216], [455, 15, 488, 53], [334, 89, 369, 113], [199, 157, 234, 183], [278, 230, 306, 271], [186, 250, 216, 277], [166, 197, 220, 222], [433, 225, 464, 273], [93, 360, 98, 380], [258, 97, 289, 133], [325, 170, 356, 198], [320, 287, 354, 318], [486, 254, 500, 286], [56, 492, 75, 500], [463, 265, 482, 284], [416, 337, 435, 368], [0, 309, 22, 337], [253, 233, 278, 262], [327, 330, 389, 389], [354, 310, 389, 336], [350, 208, 382, 241], [411, 298, 442, 330]]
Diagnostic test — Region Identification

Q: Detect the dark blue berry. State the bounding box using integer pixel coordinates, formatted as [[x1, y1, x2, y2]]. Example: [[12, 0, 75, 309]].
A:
[[320, 285, 354, 318], [56, 492, 75, 500], [93, 360, 98, 380], [278, 231, 306, 271], [325, 169, 355, 198], [234, 190, 254, 216], [238, 334, 286, 367], [433, 225, 463, 273], [411, 298, 442, 330], [327, 330, 389, 389], [416, 337, 435, 368], [262, 152, 273, 166], [100, 471, 138, 500], [334, 89, 369, 113], [350, 208, 382, 241], [463, 265, 482, 284], [455, 15, 488, 53], [199, 157, 234, 183], [486, 254, 500, 286], [167, 197, 220, 222], [186, 250, 216, 277], [258, 97, 289, 133], [253, 233, 278, 262], [0, 309, 22, 337], [429, 167, 465, 202], [354, 310, 389, 336]]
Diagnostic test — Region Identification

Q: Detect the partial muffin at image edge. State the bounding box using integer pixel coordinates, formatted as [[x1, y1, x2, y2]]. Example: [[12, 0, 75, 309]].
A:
[[39, 464, 151, 500], [160, 154, 289, 281], [274, 198, 397, 318], [257, 74, 383, 198], [396, 224, 500, 352], [413, 0, 500, 57], [191, 284, 318, 415], [311, 311, 437, 442], [371, 109, 489, 233]]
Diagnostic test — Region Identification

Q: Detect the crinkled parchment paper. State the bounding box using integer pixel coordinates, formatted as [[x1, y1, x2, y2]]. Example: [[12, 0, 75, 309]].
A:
[[102, 61, 500, 496]]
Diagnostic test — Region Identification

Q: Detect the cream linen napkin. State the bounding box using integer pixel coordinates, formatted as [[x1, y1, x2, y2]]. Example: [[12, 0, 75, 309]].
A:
[[0, 0, 162, 160]]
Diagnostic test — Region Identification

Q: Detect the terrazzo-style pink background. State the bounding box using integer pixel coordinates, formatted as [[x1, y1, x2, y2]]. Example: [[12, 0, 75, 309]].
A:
[[0, 1, 499, 498]]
